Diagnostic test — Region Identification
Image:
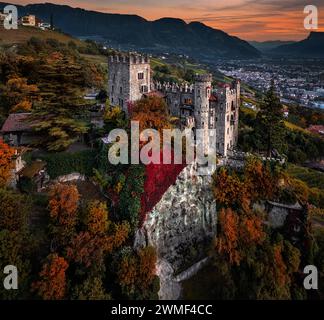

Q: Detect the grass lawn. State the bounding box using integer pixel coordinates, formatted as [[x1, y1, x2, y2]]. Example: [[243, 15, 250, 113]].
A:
[[284, 121, 310, 135], [80, 53, 108, 68], [0, 26, 85, 46]]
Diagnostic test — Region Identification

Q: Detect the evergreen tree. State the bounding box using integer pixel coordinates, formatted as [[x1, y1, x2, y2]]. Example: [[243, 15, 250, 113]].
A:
[[31, 53, 90, 151], [256, 81, 286, 157]]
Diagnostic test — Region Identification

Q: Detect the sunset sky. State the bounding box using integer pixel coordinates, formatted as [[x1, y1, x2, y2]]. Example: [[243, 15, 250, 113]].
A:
[[12, 0, 324, 41]]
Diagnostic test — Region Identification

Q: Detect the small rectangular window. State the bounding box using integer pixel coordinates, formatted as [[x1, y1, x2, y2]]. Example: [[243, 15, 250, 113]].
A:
[[138, 72, 144, 80], [141, 85, 148, 93]]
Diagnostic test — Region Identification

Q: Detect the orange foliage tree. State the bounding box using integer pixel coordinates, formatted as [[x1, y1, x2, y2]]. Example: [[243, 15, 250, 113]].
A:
[[32, 253, 69, 300], [117, 246, 158, 299], [85, 200, 109, 235], [0, 139, 15, 187], [215, 208, 241, 265], [244, 157, 277, 201], [4, 76, 39, 112], [66, 201, 130, 273], [212, 168, 250, 211], [131, 96, 173, 134], [215, 208, 266, 266], [239, 212, 266, 246], [48, 183, 80, 245], [137, 246, 157, 291], [211, 157, 302, 299]]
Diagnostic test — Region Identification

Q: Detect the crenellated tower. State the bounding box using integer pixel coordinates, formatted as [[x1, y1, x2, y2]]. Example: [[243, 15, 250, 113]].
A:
[[108, 53, 151, 114], [194, 74, 212, 155], [213, 80, 240, 156]]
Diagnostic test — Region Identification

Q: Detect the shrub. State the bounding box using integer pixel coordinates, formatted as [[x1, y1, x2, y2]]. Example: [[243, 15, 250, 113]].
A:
[[39, 150, 97, 179]]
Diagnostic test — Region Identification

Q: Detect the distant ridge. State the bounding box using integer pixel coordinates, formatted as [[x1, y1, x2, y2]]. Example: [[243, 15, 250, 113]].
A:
[[271, 32, 324, 58], [0, 2, 260, 59], [249, 40, 296, 52]]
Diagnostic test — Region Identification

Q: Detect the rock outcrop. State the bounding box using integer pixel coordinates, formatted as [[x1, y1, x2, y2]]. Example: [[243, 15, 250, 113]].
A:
[[134, 163, 217, 299]]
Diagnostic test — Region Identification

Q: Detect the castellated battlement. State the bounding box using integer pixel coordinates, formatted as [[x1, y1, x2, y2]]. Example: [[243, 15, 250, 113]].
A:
[[194, 73, 212, 83], [109, 53, 150, 64], [155, 82, 195, 94], [226, 88, 237, 96]]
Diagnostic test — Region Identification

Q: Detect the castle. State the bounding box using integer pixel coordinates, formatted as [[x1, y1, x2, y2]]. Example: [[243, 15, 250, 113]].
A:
[[108, 53, 240, 157]]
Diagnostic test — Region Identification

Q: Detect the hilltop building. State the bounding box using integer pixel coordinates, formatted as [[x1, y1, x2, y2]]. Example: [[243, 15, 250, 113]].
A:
[[20, 14, 36, 27], [108, 53, 240, 157]]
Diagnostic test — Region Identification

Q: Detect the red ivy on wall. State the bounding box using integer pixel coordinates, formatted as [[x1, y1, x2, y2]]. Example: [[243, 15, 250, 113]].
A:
[[140, 148, 186, 225]]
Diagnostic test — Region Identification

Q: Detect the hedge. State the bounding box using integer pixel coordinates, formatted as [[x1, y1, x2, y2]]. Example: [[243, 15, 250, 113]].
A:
[[39, 150, 97, 179]]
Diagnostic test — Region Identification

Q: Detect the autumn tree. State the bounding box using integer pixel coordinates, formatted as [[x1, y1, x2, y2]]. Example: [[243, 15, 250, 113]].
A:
[[0, 192, 33, 299], [239, 211, 265, 246], [243, 157, 278, 202], [210, 158, 303, 299], [116, 246, 159, 300], [254, 239, 301, 299], [32, 253, 69, 300], [212, 168, 250, 211], [131, 96, 173, 135], [138, 246, 158, 292], [0, 188, 31, 232], [0, 139, 15, 187], [3, 76, 39, 113], [104, 105, 128, 131], [0, 188, 33, 299], [48, 183, 80, 246], [214, 208, 240, 265], [85, 200, 109, 235], [0, 230, 32, 299], [72, 277, 111, 300], [66, 200, 129, 275]]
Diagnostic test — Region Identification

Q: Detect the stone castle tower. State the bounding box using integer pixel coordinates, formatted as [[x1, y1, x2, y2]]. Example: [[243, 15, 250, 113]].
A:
[[193, 74, 212, 155], [213, 80, 240, 156], [108, 53, 151, 114]]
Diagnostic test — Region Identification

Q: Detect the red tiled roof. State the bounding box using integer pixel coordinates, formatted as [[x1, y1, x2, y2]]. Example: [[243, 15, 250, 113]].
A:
[[209, 94, 218, 102], [307, 125, 324, 135], [1, 113, 32, 133]]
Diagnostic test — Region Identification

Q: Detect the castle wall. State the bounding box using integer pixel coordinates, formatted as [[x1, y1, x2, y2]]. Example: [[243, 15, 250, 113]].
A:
[[162, 89, 194, 119]]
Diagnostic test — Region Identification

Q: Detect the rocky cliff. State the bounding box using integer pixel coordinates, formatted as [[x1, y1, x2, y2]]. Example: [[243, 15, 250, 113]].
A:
[[135, 163, 217, 299]]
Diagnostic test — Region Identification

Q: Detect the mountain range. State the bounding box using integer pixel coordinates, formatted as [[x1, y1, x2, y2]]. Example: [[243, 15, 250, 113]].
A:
[[0, 2, 260, 59], [1, 3, 323, 59], [271, 32, 324, 58]]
